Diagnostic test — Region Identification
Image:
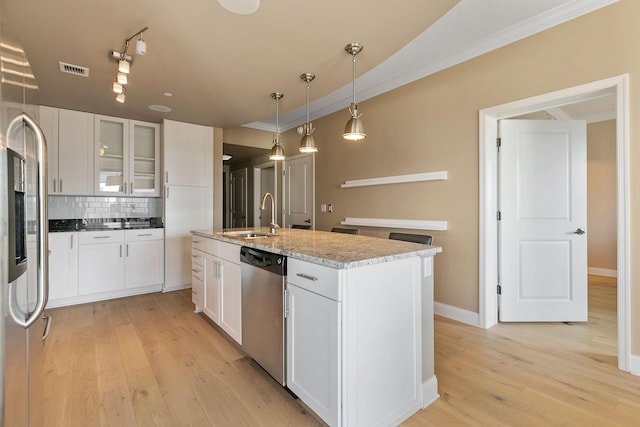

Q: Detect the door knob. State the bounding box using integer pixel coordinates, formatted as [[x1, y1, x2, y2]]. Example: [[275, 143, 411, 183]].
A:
[[304, 219, 311, 223], [574, 228, 585, 235]]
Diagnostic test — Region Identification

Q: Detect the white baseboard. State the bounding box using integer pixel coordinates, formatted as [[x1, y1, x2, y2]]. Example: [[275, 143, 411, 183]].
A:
[[46, 284, 163, 308], [163, 284, 191, 292], [630, 354, 640, 377], [434, 301, 480, 327], [588, 267, 617, 278], [421, 375, 439, 409]]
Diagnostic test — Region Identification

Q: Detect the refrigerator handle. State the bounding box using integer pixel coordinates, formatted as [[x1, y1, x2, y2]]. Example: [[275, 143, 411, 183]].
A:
[[7, 113, 49, 328]]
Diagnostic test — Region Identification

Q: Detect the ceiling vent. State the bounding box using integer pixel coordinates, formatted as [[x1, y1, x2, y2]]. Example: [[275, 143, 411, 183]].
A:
[[59, 62, 89, 77]]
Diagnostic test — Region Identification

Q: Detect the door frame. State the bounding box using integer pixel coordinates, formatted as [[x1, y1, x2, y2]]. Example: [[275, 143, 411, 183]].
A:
[[253, 161, 279, 227], [479, 74, 630, 372], [230, 167, 248, 228]]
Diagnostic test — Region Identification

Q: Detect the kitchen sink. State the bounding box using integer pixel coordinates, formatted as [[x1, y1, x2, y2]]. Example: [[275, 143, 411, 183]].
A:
[[221, 231, 276, 239]]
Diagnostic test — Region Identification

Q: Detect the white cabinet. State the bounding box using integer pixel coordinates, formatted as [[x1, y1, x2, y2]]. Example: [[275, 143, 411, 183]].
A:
[[164, 119, 214, 291], [218, 242, 242, 343], [95, 115, 160, 196], [203, 253, 221, 322], [130, 120, 160, 196], [287, 260, 341, 426], [286, 256, 423, 427], [39, 107, 94, 195], [124, 229, 164, 288], [78, 230, 125, 295], [48, 232, 79, 301], [163, 120, 213, 187], [191, 237, 241, 344]]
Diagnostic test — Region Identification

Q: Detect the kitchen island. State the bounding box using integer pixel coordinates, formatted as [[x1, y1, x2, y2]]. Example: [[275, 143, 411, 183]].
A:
[[191, 227, 441, 427]]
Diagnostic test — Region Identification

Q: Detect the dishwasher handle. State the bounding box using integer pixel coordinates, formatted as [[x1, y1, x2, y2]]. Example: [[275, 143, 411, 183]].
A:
[[241, 247, 273, 268]]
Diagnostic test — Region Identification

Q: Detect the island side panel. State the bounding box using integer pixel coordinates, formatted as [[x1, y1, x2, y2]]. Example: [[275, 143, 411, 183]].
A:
[[342, 256, 422, 427], [421, 255, 438, 408]]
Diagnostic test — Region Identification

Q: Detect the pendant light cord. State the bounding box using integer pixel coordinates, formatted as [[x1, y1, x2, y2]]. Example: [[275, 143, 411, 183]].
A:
[[351, 53, 357, 106], [305, 82, 310, 132]]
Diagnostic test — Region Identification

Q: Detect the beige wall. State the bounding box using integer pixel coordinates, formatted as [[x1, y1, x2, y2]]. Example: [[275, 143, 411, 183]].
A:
[[305, 1, 640, 353], [587, 120, 617, 272], [224, 0, 640, 355]]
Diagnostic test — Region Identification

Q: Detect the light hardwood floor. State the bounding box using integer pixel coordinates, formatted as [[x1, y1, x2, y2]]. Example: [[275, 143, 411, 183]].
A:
[[41, 276, 640, 426]]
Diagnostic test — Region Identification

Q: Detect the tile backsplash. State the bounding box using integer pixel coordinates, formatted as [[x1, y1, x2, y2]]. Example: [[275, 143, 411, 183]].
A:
[[48, 196, 163, 220]]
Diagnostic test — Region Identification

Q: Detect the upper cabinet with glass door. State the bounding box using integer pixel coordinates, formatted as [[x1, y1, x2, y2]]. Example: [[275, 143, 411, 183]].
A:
[[95, 115, 160, 197], [95, 115, 128, 195], [129, 121, 160, 197]]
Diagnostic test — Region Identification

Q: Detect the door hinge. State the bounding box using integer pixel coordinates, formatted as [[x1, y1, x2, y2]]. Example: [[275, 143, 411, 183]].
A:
[[282, 170, 286, 176], [496, 211, 501, 221], [497, 284, 502, 295], [496, 137, 501, 149]]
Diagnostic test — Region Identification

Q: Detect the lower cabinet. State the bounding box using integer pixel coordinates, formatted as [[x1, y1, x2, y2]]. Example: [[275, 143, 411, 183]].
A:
[[286, 282, 340, 426], [286, 256, 423, 427], [191, 236, 242, 344], [124, 230, 164, 288], [78, 231, 125, 295], [48, 232, 79, 301], [49, 229, 164, 307]]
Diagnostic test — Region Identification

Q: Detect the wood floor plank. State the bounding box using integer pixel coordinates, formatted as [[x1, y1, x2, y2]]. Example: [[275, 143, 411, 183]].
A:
[[41, 276, 639, 426]]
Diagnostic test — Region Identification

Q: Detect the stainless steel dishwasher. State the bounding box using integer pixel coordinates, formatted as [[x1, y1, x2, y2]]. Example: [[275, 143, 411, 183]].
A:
[[240, 246, 287, 386]]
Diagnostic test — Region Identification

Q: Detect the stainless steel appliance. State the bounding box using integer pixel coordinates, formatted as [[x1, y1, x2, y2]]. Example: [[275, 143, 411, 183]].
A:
[[1, 6, 50, 424], [240, 246, 287, 386]]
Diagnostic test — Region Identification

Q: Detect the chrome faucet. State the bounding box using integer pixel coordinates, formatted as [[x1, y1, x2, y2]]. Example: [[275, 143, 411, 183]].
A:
[[260, 192, 280, 234]]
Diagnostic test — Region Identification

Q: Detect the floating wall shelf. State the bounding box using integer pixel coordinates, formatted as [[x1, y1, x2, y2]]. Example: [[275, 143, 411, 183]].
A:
[[341, 171, 447, 188], [341, 217, 448, 231]]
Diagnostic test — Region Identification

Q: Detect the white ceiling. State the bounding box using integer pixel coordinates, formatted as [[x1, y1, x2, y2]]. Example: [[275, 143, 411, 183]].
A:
[[3, 0, 618, 134]]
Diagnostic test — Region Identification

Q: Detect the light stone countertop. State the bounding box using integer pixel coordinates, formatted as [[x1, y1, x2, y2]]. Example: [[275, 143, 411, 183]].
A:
[[192, 227, 441, 269]]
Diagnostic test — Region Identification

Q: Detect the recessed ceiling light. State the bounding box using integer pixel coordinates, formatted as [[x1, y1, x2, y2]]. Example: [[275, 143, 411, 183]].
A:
[[218, 0, 260, 15], [163, 92, 173, 97], [148, 104, 172, 113], [222, 154, 232, 161]]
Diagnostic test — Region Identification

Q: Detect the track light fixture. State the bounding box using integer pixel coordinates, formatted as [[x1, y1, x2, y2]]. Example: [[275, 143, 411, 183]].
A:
[[343, 42, 366, 141], [299, 73, 318, 153], [110, 26, 148, 103], [269, 92, 285, 161]]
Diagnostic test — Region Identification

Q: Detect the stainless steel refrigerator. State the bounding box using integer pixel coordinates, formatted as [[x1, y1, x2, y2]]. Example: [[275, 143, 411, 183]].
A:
[[1, 2, 50, 425]]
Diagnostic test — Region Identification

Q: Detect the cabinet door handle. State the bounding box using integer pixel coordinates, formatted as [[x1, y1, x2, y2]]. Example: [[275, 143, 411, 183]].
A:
[[59, 179, 63, 193], [137, 233, 152, 237], [192, 268, 201, 273], [53, 179, 56, 193], [119, 244, 123, 257], [296, 273, 318, 281], [126, 244, 129, 257], [70, 235, 73, 249], [165, 171, 168, 184], [130, 181, 134, 193], [93, 236, 110, 239]]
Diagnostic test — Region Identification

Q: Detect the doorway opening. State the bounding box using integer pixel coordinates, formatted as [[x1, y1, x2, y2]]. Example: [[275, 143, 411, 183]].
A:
[[253, 162, 278, 228], [479, 75, 631, 372]]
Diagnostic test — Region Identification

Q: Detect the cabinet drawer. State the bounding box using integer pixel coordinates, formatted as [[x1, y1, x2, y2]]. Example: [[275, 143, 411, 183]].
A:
[[125, 228, 163, 241], [192, 276, 204, 306], [287, 258, 340, 301], [79, 230, 125, 244], [218, 241, 240, 264], [191, 260, 204, 281], [192, 249, 204, 267], [192, 236, 217, 256]]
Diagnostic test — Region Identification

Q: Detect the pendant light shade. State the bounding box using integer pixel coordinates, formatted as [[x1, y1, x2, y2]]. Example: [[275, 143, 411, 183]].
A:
[[299, 73, 318, 153], [343, 42, 365, 141], [118, 58, 130, 74], [117, 72, 128, 84], [269, 92, 285, 161]]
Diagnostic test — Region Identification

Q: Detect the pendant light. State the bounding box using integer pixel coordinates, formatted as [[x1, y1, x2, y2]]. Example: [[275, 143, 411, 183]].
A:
[[343, 42, 366, 141], [269, 92, 285, 161], [299, 73, 318, 153]]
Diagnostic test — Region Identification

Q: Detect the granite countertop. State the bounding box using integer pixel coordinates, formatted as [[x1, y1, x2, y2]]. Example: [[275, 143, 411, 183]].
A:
[[192, 227, 441, 269]]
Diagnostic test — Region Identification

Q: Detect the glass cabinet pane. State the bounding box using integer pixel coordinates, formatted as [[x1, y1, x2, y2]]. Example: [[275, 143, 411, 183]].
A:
[[132, 123, 157, 194], [97, 119, 125, 193]]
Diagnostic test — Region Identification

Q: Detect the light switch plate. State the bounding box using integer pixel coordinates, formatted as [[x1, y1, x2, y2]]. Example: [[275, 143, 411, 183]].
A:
[[321, 204, 327, 212]]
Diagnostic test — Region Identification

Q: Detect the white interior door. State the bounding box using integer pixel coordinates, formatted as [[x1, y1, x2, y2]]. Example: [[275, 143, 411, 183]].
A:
[[230, 168, 247, 228], [285, 154, 314, 228], [499, 119, 587, 322]]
